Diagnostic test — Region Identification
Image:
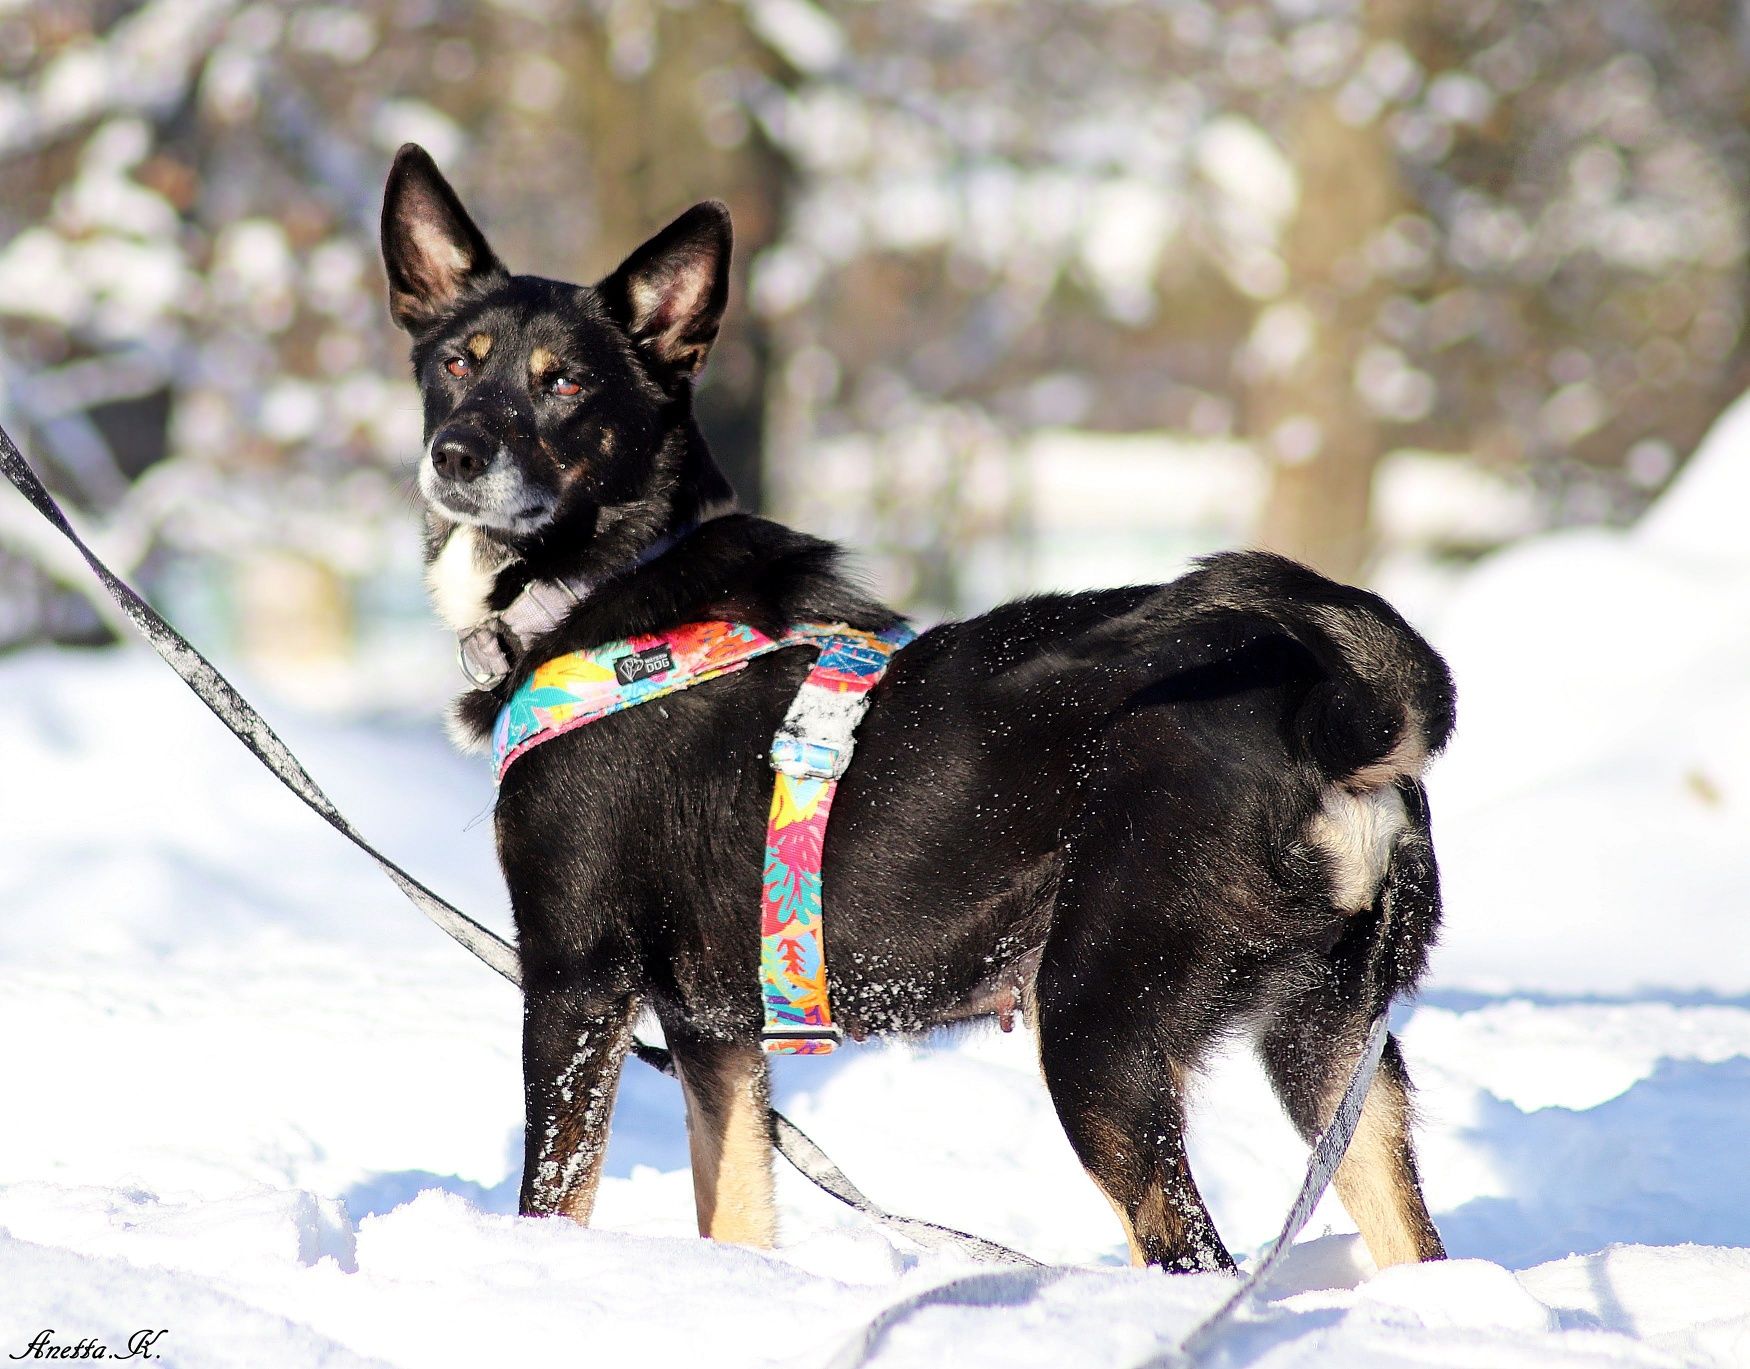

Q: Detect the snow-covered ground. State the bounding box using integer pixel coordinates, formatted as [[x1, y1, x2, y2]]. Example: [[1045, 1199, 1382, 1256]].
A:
[[3, 405, 1748, 1368]]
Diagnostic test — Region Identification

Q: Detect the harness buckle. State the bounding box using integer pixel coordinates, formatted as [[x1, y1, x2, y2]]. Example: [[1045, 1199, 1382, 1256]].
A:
[[768, 735, 846, 782], [457, 618, 512, 689], [761, 1024, 844, 1052]]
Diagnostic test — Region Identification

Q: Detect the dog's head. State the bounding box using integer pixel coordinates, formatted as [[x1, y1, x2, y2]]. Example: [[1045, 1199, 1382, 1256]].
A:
[[380, 144, 734, 556]]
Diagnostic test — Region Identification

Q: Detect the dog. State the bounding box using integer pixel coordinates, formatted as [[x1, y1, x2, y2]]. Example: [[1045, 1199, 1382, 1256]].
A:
[[379, 143, 1454, 1272]]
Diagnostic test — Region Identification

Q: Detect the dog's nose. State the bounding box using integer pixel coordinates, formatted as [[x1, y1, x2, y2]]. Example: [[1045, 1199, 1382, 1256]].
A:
[[430, 432, 493, 484]]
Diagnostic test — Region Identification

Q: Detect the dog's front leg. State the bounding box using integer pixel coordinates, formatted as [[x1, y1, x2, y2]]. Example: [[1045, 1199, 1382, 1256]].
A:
[[518, 985, 639, 1222], [671, 1034, 776, 1247]]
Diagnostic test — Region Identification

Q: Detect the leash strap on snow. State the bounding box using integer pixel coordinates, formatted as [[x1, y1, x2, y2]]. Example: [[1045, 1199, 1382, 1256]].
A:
[[629, 1041, 1038, 1267], [0, 423, 1033, 1266], [824, 1013, 1390, 1369], [824, 1267, 1075, 1369], [1135, 1010, 1391, 1368], [0, 423, 522, 985]]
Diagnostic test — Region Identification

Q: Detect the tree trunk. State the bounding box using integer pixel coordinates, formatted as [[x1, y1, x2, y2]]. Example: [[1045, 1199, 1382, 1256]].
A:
[[1250, 49, 1405, 583], [541, 10, 790, 512]]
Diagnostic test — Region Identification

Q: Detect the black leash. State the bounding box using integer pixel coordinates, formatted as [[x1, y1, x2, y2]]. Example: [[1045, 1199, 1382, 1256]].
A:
[[0, 421, 1032, 1267]]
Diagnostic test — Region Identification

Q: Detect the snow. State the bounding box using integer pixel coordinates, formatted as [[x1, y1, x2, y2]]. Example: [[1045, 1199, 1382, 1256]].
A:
[[1373, 449, 1540, 549], [1418, 392, 1750, 997], [3, 405, 1749, 1364]]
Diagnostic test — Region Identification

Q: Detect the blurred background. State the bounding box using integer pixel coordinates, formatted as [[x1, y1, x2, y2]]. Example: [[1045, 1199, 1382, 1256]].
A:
[[2, 0, 1748, 706], [3, 5, 1750, 1325]]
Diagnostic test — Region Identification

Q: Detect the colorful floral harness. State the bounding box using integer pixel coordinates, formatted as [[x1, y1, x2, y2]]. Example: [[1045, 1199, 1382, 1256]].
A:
[[493, 618, 915, 1054]]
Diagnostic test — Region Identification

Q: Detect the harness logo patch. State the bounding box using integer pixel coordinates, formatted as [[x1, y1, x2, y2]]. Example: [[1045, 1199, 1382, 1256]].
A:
[[614, 644, 675, 685]]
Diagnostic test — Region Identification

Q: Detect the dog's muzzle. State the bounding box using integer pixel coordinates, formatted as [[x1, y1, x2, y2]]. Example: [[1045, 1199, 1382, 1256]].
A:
[[430, 428, 494, 484], [419, 438, 554, 534]]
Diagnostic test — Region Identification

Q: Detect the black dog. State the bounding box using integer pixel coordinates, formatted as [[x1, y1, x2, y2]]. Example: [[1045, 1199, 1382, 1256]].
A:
[[380, 144, 1453, 1272]]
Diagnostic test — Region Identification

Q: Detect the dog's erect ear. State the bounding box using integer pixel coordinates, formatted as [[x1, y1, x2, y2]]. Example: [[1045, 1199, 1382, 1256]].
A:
[[596, 201, 732, 378], [380, 143, 506, 332]]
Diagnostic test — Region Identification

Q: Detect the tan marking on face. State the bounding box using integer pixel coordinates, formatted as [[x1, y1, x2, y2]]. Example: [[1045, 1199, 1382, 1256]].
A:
[[466, 333, 493, 360], [529, 345, 556, 378]]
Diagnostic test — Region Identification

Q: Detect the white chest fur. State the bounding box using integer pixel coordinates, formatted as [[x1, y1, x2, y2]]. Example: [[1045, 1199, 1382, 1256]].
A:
[[425, 525, 509, 633]]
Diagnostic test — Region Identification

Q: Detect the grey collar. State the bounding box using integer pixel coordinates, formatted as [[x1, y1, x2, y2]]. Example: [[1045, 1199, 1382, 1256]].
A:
[[456, 525, 696, 689]]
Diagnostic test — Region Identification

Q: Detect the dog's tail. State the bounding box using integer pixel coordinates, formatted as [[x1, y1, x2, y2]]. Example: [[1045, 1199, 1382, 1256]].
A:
[[1166, 551, 1454, 917], [1184, 550, 1456, 792]]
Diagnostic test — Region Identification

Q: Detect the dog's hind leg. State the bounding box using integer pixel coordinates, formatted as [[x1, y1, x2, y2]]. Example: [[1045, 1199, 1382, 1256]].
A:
[[1258, 1004, 1444, 1268], [1260, 780, 1445, 1268], [1033, 895, 1234, 1270], [1034, 988, 1232, 1272], [669, 1034, 776, 1248], [1031, 737, 1241, 1272], [518, 985, 640, 1222]]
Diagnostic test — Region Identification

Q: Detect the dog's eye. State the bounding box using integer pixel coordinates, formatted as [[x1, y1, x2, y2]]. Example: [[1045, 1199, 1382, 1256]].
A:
[[549, 375, 582, 397], [444, 356, 471, 378]]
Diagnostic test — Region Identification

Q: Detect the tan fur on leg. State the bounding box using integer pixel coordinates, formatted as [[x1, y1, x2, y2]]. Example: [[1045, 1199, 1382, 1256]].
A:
[[1097, 1187, 1150, 1267], [1073, 1061, 1232, 1272], [554, 1165, 603, 1224], [678, 1043, 776, 1248], [1332, 1072, 1445, 1268]]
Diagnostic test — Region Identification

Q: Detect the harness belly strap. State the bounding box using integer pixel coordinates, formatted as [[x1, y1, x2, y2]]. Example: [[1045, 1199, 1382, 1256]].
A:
[[761, 625, 913, 1053], [493, 619, 915, 1056]]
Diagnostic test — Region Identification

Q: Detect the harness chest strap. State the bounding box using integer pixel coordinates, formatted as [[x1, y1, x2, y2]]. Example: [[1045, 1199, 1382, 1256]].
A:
[[493, 619, 915, 1055]]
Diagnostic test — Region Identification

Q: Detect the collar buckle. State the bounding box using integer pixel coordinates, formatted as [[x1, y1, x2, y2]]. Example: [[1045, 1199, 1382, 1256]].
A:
[[452, 524, 705, 694], [515, 576, 581, 623], [457, 617, 512, 689], [456, 578, 582, 691]]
